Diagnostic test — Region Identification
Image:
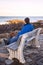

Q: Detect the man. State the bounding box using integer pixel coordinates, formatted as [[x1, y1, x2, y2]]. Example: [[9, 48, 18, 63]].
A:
[[7, 17, 34, 44]]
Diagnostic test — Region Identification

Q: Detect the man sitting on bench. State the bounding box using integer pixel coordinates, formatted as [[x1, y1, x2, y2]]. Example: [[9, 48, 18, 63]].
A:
[[7, 17, 34, 45]]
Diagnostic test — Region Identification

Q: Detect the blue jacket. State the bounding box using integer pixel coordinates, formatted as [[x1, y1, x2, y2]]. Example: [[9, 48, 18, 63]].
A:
[[18, 24, 34, 36], [8, 24, 34, 44]]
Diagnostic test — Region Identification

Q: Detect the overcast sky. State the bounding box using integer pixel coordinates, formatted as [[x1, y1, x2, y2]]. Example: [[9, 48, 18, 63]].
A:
[[0, 0, 43, 16]]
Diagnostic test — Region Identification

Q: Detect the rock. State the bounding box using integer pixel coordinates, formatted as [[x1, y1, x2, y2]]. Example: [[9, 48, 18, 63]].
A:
[[37, 58, 43, 65], [25, 57, 32, 63], [5, 59, 13, 65]]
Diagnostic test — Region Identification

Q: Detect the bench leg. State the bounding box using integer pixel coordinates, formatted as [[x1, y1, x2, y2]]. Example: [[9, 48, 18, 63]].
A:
[[17, 37, 26, 63], [17, 48, 25, 63], [7, 48, 25, 63], [7, 37, 26, 63]]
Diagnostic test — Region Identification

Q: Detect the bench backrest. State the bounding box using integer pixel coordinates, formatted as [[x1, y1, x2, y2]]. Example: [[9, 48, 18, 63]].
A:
[[21, 28, 41, 38], [18, 28, 42, 49]]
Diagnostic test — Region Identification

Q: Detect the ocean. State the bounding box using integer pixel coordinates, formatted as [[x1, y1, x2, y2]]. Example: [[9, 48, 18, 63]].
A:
[[0, 16, 43, 24]]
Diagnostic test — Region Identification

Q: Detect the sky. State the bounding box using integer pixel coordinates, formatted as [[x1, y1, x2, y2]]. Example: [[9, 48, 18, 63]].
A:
[[0, 0, 43, 16]]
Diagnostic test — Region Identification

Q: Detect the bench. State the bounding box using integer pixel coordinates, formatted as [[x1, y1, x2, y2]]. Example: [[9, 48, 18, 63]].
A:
[[2, 28, 42, 63]]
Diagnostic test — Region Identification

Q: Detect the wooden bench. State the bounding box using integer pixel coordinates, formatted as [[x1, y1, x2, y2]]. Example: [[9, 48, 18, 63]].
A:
[[3, 28, 42, 63]]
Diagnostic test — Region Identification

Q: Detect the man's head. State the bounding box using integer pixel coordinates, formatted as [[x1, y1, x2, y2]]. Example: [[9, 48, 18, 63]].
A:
[[24, 17, 30, 24]]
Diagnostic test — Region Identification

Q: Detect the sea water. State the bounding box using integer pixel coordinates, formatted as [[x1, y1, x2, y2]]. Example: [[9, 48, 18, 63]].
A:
[[0, 16, 43, 24]]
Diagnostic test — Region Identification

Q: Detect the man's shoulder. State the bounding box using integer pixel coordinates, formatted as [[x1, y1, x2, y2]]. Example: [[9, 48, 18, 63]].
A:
[[24, 24, 34, 27]]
